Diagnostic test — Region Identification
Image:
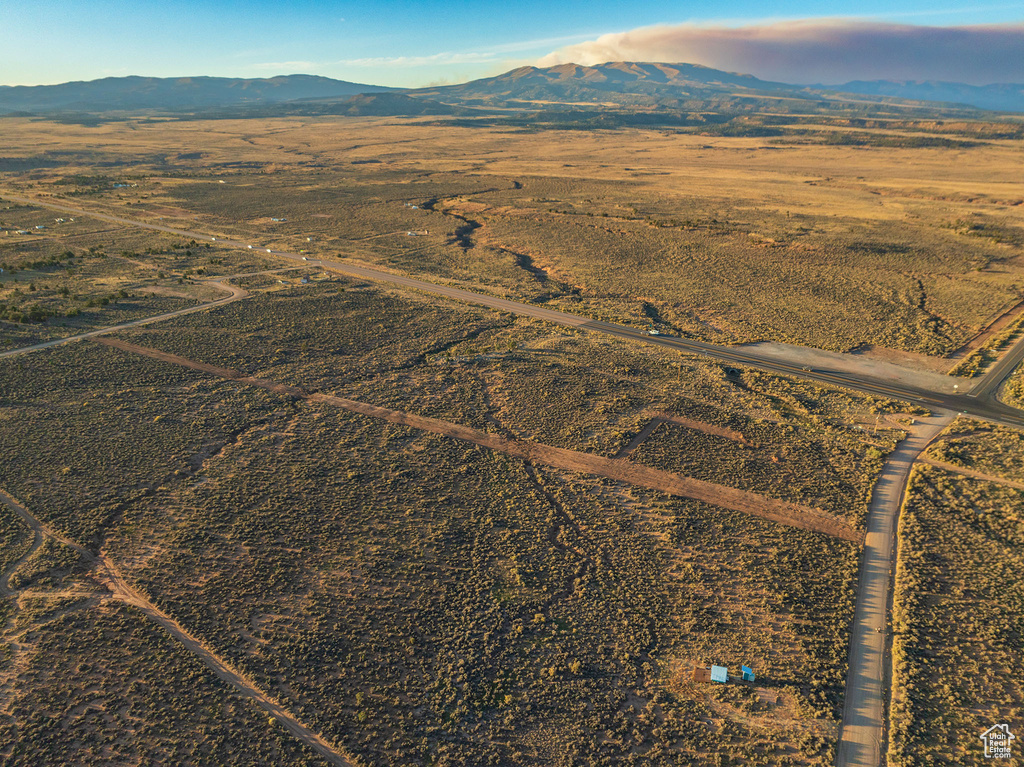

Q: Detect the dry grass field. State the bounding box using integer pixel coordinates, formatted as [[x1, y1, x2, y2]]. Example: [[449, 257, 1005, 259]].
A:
[[2, 114, 1023, 356], [1, 590, 322, 766], [925, 417, 1024, 482], [0, 268, 912, 765], [1, 111, 1023, 765], [1002, 363, 1024, 408], [889, 426, 1024, 766]]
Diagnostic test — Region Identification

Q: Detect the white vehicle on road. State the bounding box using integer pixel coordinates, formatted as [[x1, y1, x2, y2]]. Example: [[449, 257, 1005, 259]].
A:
[[647, 329, 661, 336]]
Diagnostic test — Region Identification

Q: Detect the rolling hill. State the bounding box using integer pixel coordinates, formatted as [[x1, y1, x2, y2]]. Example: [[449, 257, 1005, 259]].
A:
[[821, 79, 1024, 113], [0, 74, 394, 114], [3, 64, 1023, 118]]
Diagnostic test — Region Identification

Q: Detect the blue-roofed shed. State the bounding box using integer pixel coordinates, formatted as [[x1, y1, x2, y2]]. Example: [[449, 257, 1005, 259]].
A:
[[742, 665, 755, 682], [710, 665, 728, 683]]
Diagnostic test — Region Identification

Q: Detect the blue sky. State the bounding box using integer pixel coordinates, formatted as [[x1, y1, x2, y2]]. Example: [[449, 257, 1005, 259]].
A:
[[2, 0, 1024, 86]]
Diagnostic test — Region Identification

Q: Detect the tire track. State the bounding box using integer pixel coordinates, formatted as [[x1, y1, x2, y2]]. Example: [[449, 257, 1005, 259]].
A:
[[917, 456, 1024, 490], [0, 523, 42, 599], [94, 336, 862, 542], [615, 413, 753, 459], [0, 489, 355, 767], [0, 279, 248, 360]]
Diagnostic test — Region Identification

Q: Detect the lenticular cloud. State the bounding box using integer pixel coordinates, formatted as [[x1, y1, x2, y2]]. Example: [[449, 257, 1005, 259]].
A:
[[538, 20, 1024, 85]]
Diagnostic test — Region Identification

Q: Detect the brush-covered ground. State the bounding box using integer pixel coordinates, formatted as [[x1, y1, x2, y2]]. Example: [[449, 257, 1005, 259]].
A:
[[2, 114, 1023, 358], [0, 198, 286, 350], [0, 273, 912, 766], [3, 110, 1020, 765], [889, 421, 1024, 766]]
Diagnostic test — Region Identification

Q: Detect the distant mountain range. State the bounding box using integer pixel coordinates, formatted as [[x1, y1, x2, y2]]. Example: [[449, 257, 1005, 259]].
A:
[[2, 65, 1023, 117], [816, 80, 1024, 114], [418, 62, 1024, 114], [0, 74, 393, 114], [416, 61, 795, 101]]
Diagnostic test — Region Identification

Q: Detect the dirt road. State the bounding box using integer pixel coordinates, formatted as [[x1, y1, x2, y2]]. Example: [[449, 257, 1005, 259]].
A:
[[0, 489, 354, 767], [0, 279, 247, 360], [615, 411, 752, 458], [95, 337, 861, 542], [918, 456, 1024, 490], [7, 192, 1024, 429], [835, 412, 953, 767]]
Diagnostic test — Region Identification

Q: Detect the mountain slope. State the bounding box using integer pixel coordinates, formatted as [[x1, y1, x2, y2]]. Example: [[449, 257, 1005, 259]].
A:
[[0, 74, 394, 114], [414, 61, 1024, 115], [4, 64, 1023, 117], [415, 61, 799, 102], [821, 80, 1024, 113]]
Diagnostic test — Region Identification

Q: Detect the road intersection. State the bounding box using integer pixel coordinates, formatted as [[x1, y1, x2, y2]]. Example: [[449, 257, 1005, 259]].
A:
[[5, 192, 1024, 767], [4, 193, 1023, 427]]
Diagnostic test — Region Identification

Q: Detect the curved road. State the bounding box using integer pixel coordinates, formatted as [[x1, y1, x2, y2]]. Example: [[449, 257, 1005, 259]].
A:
[[7, 192, 1024, 767], [0, 279, 247, 360], [0, 267, 306, 360], [834, 412, 952, 767], [4, 193, 1023, 428]]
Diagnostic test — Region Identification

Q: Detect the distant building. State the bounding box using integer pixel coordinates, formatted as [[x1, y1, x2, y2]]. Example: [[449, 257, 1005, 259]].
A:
[[692, 666, 711, 683], [742, 665, 755, 682], [710, 665, 728, 684]]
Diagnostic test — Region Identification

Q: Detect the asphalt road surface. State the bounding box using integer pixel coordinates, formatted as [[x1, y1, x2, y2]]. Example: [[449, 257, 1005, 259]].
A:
[[8, 193, 1024, 767], [5, 194, 1024, 429]]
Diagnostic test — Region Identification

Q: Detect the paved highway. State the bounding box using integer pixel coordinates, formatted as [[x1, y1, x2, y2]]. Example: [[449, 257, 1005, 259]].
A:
[[5, 193, 1024, 429], [968, 324, 1024, 400], [8, 193, 1024, 767]]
